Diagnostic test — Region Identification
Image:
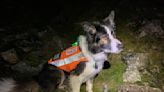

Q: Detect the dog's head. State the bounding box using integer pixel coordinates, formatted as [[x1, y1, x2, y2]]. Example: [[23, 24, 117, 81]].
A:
[[81, 11, 123, 54]]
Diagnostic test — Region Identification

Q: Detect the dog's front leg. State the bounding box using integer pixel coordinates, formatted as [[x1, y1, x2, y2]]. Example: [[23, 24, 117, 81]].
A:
[[69, 76, 81, 92], [86, 79, 94, 92]]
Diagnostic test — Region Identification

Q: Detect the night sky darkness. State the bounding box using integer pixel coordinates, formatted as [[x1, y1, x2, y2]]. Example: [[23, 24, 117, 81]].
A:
[[0, 0, 163, 28]]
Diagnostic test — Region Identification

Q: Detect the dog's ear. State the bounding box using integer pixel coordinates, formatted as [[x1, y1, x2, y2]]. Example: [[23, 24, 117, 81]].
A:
[[103, 10, 115, 27], [81, 21, 96, 34]]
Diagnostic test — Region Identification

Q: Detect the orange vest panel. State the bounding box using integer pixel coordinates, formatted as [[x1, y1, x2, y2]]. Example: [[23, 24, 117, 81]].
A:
[[48, 46, 87, 72]]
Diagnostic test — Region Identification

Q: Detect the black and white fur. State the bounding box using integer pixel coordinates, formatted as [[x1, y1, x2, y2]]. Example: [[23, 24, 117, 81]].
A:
[[68, 11, 122, 92], [0, 11, 123, 92]]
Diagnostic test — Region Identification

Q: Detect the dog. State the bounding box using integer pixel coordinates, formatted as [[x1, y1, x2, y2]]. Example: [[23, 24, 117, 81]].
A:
[[67, 10, 123, 92], [0, 10, 123, 92]]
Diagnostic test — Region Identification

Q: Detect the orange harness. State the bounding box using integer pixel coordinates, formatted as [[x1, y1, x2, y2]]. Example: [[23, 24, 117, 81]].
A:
[[48, 46, 88, 72]]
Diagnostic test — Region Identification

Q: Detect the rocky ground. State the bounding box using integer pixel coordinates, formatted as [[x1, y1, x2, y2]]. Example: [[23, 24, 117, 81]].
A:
[[0, 0, 164, 92]]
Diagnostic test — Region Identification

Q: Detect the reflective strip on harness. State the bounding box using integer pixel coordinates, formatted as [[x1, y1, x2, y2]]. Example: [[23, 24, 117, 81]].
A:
[[50, 52, 85, 67], [48, 46, 88, 72]]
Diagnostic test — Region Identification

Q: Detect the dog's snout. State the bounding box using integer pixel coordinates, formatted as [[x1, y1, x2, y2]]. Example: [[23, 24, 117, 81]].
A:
[[117, 43, 123, 49]]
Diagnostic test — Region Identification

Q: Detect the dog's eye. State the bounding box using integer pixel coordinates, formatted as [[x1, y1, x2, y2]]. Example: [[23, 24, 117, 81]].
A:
[[101, 35, 108, 38], [101, 35, 109, 40], [95, 37, 100, 42]]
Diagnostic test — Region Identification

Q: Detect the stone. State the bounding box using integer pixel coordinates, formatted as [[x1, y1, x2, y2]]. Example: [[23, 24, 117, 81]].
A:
[[123, 66, 141, 83], [138, 20, 164, 38], [1, 49, 19, 64], [118, 84, 162, 92], [102, 84, 109, 92], [11, 62, 43, 74], [122, 53, 148, 70], [122, 53, 149, 83]]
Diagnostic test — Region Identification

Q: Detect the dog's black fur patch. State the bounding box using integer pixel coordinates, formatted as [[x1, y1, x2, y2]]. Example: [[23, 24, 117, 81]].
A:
[[36, 63, 64, 91], [71, 62, 86, 76], [86, 24, 108, 54]]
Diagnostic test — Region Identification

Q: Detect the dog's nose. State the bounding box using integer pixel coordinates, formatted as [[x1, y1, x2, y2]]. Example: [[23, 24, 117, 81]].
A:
[[117, 44, 123, 49]]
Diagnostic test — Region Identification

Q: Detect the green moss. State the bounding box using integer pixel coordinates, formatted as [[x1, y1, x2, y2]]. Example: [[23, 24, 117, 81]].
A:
[[144, 53, 164, 88], [80, 55, 126, 92]]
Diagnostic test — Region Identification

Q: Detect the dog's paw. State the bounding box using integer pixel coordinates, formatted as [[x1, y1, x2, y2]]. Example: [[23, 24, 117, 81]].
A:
[[103, 61, 111, 69]]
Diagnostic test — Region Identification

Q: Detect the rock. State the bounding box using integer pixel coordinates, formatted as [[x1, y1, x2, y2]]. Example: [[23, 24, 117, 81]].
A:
[[2, 35, 16, 42], [122, 53, 149, 83], [103, 84, 109, 92], [43, 34, 69, 56], [122, 53, 148, 70], [138, 20, 164, 38], [11, 62, 43, 74], [0, 49, 19, 64], [16, 40, 34, 53], [118, 84, 162, 92], [15, 33, 29, 39], [37, 30, 48, 38], [123, 66, 141, 83]]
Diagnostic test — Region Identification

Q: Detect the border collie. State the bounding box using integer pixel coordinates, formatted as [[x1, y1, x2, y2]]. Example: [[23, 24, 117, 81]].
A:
[[0, 10, 123, 92]]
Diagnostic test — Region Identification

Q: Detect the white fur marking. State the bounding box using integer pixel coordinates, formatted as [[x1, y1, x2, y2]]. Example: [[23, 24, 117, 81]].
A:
[[0, 78, 16, 92], [102, 25, 122, 53], [79, 35, 96, 64], [103, 25, 114, 40]]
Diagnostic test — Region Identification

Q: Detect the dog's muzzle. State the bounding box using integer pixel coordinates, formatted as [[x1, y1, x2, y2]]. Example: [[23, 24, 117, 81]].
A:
[[102, 39, 123, 54]]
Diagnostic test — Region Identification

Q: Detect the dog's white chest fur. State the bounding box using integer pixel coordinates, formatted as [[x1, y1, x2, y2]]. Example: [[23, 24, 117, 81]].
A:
[[81, 53, 107, 82]]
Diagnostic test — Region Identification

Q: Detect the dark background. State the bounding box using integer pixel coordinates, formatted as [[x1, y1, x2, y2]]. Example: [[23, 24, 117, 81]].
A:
[[0, 0, 163, 27]]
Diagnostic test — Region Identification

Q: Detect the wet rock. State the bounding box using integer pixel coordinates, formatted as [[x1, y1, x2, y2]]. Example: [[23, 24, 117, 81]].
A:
[[118, 84, 162, 92], [138, 20, 164, 38], [122, 53, 149, 83], [0, 49, 19, 64]]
